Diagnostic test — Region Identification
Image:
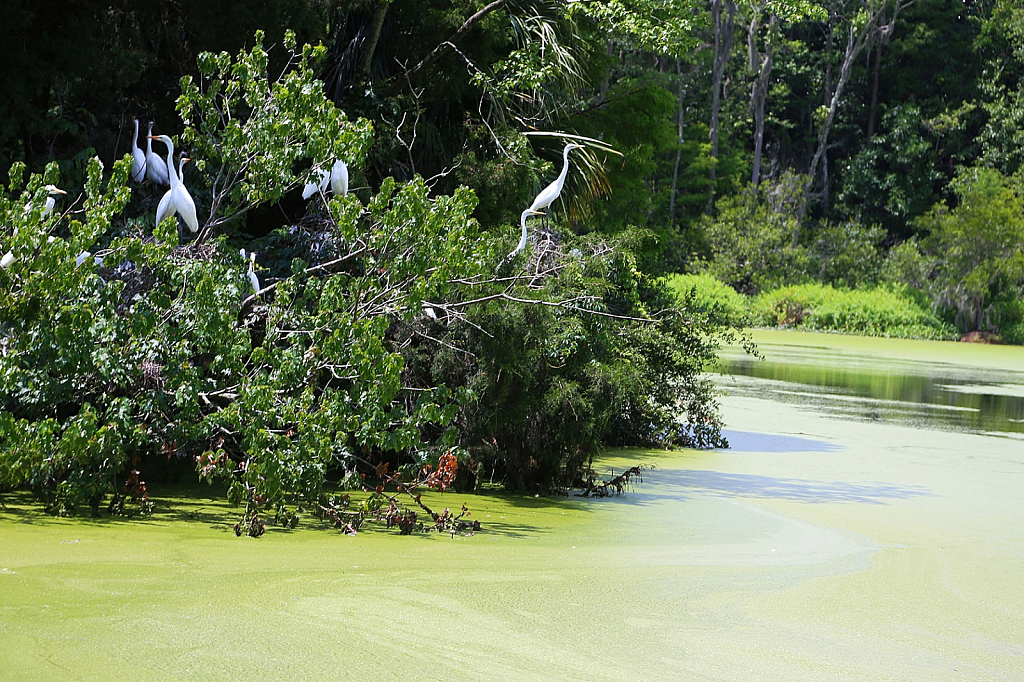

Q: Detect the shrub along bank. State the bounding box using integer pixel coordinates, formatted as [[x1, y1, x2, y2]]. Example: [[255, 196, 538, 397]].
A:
[[667, 274, 958, 341]]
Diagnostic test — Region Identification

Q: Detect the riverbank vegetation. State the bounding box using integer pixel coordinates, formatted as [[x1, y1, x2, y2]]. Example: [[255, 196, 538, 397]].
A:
[[3, 0, 1024, 528], [667, 274, 957, 340]]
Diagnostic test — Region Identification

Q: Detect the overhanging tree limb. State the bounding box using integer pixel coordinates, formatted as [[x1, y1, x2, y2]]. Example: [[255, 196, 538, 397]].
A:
[[384, 0, 508, 96]]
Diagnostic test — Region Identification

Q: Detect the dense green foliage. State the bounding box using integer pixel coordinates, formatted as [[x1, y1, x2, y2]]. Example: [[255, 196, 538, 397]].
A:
[[750, 284, 957, 340], [5, 0, 1024, 526], [665, 273, 749, 327], [665, 275, 955, 340], [1, 16, 741, 527]]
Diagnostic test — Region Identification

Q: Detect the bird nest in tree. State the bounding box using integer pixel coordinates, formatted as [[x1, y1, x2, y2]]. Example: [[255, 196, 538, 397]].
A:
[[170, 241, 218, 264], [288, 214, 350, 266], [111, 261, 159, 316], [139, 359, 165, 389]]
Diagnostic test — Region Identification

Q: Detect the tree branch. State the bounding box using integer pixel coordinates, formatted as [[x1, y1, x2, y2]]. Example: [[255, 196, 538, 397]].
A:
[[383, 0, 508, 96]]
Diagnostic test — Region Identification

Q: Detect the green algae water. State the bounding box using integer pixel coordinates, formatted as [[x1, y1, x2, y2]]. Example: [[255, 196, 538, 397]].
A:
[[3, 329, 1024, 680], [718, 330, 1024, 436]]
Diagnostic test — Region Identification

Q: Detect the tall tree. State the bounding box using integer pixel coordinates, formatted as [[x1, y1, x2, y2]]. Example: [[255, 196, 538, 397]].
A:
[[747, 4, 778, 187], [708, 0, 738, 211], [800, 0, 909, 221]]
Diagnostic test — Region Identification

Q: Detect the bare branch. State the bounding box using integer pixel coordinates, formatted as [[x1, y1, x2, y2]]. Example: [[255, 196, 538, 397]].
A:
[[384, 0, 508, 96]]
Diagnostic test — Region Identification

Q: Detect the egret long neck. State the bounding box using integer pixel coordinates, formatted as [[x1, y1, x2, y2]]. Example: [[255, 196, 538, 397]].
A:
[[146, 123, 154, 154], [133, 120, 140, 150], [556, 144, 573, 186], [164, 139, 178, 186]]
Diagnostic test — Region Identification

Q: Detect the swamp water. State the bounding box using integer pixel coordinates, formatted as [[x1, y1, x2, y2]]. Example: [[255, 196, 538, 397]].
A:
[[2, 329, 1023, 680]]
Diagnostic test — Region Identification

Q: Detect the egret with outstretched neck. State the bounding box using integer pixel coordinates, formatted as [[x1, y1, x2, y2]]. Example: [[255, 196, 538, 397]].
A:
[[130, 119, 147, 183], [145, 122, 170, 186], [507, 142, 583, 259], [151, 135, 198, 233], [512, 209, 545, 258]]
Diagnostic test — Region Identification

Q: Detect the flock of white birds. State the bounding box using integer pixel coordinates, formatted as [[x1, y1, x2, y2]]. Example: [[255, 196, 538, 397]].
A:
[[2, 119, 583, 292], [2, 118, 354, 296]]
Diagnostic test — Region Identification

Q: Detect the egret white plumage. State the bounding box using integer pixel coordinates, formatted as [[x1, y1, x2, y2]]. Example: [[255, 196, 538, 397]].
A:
[[151, 136, 199, 234], [1, 251, 14, 269], [24, 185, 67, 218], [41, 185, 67, 217], [302, 160, 349, 199], [145, 122, 170, 186], [301, 169, 327, 200], [247, 251, 260, 294], [130, 118, 147, 183], [529, 143, 583, 216], [511, 209, 545, 258], [507, 142, 583, 258], [330, 160, 348, 196]]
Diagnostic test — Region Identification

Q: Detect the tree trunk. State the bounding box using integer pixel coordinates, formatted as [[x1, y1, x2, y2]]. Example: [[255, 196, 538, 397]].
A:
[[670, 58, 686, 224], [749, 12, 776, 188], [800, 0, 907, 223], [357, 0, 390, 81], [866, 42, 882, 142], [707, 0, 737, 214]]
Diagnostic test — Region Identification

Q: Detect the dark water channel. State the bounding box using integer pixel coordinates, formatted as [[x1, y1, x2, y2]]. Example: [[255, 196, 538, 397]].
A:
[[716, 342, 1024, 437]]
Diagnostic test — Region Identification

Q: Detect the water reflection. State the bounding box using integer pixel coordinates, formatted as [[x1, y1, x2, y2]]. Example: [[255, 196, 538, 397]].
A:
[[717, 344, 1024, 435]]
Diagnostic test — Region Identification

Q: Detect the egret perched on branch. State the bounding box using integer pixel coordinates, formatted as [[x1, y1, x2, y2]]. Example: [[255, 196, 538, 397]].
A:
[[41, 185, 67, 217], [150, 135, 199, 233], [145, 122, 170, 186], [303, 160, 349, 199], [24, 185, 67, 218], [130, 119, 147, 183], [241, 249, 260, 294], [1, 251, 14, 269], [507, 142, 583, 259]]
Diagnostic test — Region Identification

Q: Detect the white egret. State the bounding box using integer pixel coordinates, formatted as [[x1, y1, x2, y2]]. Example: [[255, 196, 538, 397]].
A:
[[1, 251, 14, 269], [130, 118, 147, 183], [330, 160, 348, 196], [75, 251, 92, 267], [247, 251, 260, 293], [41, 185, 67, 217], [507, 143, 584, 259], [144, 122, 170, 186], [151, 136, 199, 234], [301, 169, 326, 200], [510, 209, 545, 258], [24, 185, 67, 218], [302, 160, 349, 199], [528, 142, 583, 216]]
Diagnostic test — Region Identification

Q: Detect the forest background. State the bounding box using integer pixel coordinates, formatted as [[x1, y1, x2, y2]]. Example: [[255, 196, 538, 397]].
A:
[[2, 0, 1023, 529]]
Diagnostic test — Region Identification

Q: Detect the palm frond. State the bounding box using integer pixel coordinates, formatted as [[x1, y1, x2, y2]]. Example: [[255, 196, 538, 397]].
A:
[[524, 131, 623, 224], [505, 0, 589, 121]]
